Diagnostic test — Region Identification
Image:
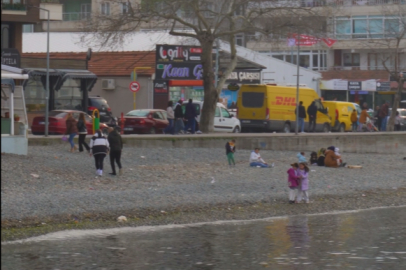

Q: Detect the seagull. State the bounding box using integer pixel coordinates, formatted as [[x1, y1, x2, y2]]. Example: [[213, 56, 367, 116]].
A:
[[211, 177, 215, 184]]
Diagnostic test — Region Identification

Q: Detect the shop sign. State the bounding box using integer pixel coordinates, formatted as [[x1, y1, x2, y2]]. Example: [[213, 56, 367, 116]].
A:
[[156, 63, 204, 80], [348, 81, 362, 91], [1, 48, 20, 68], [226, 70, 261, 84], [333, 80, 348, 90], [154, 80, 168, 94], [361, 80, 376, 91], [156, 45, 202, 63], [376, 81, 391, 91], [227, 83, 240, 91]]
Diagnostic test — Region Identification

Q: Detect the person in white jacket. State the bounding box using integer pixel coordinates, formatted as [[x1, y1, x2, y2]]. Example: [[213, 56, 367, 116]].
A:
[[249, 148, 269, 168], [89, 129, 110, 176]]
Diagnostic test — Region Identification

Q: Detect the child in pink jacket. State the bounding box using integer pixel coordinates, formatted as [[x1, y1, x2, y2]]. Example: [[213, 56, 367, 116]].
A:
[[287, 163, 300, 204]]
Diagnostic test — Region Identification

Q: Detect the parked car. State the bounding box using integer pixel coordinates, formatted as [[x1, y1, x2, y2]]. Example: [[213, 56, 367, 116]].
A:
[[121, 109, 168, 134], [182, 100, 241, 133], [31, 110, 109, 135], [387, 108, 406, 130], [88, 96, 116, 126]]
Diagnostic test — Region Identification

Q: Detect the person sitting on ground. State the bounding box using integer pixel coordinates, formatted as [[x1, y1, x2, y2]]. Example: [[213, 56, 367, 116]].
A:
[[317, 148, 326, 166], [309, 151, 318, 165], [249, 148, 269, 168], [325, 146, 346, 168], [297, 152, 307, 163]]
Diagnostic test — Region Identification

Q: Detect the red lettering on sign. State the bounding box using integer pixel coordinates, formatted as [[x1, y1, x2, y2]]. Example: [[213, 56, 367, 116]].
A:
[[274, 96, 296, 106]]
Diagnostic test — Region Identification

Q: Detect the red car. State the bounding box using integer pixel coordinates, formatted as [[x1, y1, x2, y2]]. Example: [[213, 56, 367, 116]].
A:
[[31, 110, 109, 135], [121, 109, 168, 134]]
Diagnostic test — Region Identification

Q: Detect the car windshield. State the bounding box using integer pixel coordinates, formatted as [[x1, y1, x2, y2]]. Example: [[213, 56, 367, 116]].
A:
[[126, 110, 150, 117], [90, 98, 109, 107], [48, 111, 68, 118]]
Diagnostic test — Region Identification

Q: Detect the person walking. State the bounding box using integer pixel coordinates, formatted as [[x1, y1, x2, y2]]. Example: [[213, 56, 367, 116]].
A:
[[379, 101, 389, 131], [184, 99, 197, 134], [295, 101, 307, 133], [90, 129, 110, 176], [296, 162, 310, 203], [77, 113, 90, 153], [287, 163, 300, 204], [394, 111, 402, 131], [225, 139, 236, 167], [359, 104, 372, 131], [174, 100, 184, 134], [350, 109, 358, 132], [107, 127, 123, 176], [307, 101, 317, 132], [164, 101, 175, 135], [65, 113, 78, 153]]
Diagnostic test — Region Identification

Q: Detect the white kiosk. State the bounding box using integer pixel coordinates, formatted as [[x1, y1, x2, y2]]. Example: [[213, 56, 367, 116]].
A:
[[1, 64, 29, 155]]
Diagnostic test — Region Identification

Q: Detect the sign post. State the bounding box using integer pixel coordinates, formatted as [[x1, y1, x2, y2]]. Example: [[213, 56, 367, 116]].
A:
[[130, 67, 151, 110]]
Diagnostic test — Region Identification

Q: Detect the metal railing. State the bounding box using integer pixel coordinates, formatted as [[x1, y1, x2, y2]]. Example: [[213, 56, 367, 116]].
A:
[[300, 0, 406, 7], [62, 12, 91, 21], [327, 65, 406, 71]]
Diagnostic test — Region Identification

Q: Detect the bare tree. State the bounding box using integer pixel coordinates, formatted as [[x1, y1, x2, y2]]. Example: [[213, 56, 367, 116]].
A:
[[85, 0, 326, 133], [361, 5, 405, 131]]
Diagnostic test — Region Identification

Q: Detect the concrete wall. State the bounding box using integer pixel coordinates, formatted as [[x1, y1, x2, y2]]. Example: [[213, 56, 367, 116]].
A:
[[91, 76, 153, 117], [1, 136, 28, 155], [28, 132, 406, 155]]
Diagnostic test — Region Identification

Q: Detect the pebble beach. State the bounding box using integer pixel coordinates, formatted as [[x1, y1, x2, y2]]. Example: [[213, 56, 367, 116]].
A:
[[1, 144, 406, 238]]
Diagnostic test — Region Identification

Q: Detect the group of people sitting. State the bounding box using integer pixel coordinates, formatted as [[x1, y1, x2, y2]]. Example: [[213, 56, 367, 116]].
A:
[[304, 146, 347, 168]]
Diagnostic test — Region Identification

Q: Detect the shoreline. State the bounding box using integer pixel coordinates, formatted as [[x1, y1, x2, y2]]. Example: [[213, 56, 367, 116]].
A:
[[2, 187, 405, 242]]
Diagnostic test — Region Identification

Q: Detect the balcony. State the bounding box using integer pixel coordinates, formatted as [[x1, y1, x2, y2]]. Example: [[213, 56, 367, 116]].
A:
[[1, 1, 27, 15], [300, 0, 406, 6], [40, 0, 63, 21], [62, 12, 91, 22]]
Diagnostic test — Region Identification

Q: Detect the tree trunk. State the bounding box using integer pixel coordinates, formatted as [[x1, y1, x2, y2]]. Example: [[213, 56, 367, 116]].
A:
[[199, 37, 217, 133], [387, 77, 404, 131]]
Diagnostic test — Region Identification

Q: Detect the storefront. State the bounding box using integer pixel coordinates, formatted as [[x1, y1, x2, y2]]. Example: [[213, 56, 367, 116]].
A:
[[153, 45, 263, 109]]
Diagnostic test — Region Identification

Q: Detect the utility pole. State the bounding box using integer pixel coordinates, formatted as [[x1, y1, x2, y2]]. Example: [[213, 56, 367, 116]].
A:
[[295, 33, 300, 135]]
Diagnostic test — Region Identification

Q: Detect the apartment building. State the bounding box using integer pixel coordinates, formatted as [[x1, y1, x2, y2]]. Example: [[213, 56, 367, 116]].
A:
[[249, 0, 406, 107], [2, 0, 63, 55]]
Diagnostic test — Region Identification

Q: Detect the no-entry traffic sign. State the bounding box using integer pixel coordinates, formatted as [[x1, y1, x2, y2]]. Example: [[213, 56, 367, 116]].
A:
[[129, 81, 141, 92]]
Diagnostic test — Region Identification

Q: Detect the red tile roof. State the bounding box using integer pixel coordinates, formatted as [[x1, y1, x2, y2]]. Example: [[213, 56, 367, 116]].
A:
[[22, 51, 156, 76]]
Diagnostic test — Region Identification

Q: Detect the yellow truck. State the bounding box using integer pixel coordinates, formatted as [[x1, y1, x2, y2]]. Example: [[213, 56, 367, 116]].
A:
[[322, 101, 358, 132], [236, 84, 331, 133]]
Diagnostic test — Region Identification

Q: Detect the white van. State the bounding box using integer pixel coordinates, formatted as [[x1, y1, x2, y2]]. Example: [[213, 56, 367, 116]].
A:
[[182, 100, 241, 133]]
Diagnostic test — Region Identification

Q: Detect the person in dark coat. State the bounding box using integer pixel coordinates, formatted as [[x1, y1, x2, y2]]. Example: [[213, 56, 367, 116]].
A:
[[184, 99, 197, 134], [295, 101, 307, 133], [77, 113, 90, 153], [174, 100, 184, 134], [107, 127, 123, 176], [307, 101, 317, 132]]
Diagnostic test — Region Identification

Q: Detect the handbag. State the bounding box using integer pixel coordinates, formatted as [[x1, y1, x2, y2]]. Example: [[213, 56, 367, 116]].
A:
[[62, 135, 68, 142]]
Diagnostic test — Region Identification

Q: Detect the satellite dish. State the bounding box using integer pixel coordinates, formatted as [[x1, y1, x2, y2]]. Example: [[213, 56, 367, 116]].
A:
[[86, 48, 92, 60]]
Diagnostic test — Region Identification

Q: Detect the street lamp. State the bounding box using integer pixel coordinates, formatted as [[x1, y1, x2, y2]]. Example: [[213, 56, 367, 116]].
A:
[[295, 33, 300, 135], [28, 4, 50, 137]]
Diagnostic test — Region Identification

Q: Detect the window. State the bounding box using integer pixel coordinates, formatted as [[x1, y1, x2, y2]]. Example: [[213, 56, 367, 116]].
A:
[[242, 92, 264, 108], [368, 53, 399, 70], [22, 24, 33, 33], [221, 108, 230, 118], [215, 107, 221, 117], [235, 34, 245, 47], [1, 24, 10, 49], [270, 50, 327, 71], [343, 53, 360, 67], [81, 4, 91, 20], [101, 2, 110, 16], [335, 16, 402, 39], [121, 1, 129, 14], [153, 112, 164, 120]]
